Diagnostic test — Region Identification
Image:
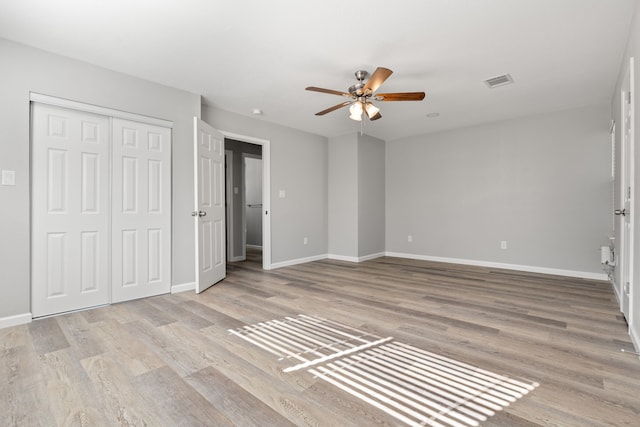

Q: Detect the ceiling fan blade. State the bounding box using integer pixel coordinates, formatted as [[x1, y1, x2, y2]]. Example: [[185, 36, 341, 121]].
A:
[[363, 67, 393, 94], [315, 101, 352, 116], [306, 86, 352, 98], [375, 92, 426, 101]]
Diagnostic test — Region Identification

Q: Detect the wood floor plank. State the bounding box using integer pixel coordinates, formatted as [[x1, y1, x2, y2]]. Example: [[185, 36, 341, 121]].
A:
[[173, 322, 329, 425], [56, 312, 106, 360], [80, 305, 112, 324], [135, 366, 235, 426], [186, 366, 297, 427], [80, 351, 169, 426], [144, 294, 214, 330], [39, 348, 109, 427], [0, 323, 26, 350], [297, 375, 403, 427], [175, 298, 247, 330], [28, 316, 70, 355], [92, 318, 166, 377], [0, 343, 55, 426], [124, 319, 211, 378], [123, 298, 177, 327]]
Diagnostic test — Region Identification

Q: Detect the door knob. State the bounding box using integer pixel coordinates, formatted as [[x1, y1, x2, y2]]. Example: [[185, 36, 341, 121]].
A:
[[192, 210, 207, 217], [615, 209, 626, 216]]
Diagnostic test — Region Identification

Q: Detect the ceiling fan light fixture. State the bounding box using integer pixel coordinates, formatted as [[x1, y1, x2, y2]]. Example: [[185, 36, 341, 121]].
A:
[[364, 102, 380, 119], [349, 101, 363, 121]]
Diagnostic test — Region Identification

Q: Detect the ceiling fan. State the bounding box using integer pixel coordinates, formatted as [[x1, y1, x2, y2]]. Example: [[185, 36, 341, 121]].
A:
[[305, 67, 425, 121]]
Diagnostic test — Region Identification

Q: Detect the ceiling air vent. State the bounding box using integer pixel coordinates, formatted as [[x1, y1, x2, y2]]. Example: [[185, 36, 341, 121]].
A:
[[484, 74, 514, 88]]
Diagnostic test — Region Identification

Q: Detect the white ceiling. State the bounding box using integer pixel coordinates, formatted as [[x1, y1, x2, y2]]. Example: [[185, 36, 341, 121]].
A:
[[0, 0, 636, 140]]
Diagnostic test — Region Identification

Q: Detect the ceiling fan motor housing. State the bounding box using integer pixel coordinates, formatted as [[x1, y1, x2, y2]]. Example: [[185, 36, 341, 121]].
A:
[[349, 70, 370, 96], [354, 70, 369, 81], [348, 82, 365, 96]]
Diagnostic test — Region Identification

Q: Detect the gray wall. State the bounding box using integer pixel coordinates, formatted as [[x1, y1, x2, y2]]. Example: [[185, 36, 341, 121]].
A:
[[358, 134, 385, 257], [386, 104, 612, 274], [612, 2, 640, 348], [0, 38, 201, 320], [202, 105, 328, 264], [328, 133, 385, 259], [328, 134, 358, 257]]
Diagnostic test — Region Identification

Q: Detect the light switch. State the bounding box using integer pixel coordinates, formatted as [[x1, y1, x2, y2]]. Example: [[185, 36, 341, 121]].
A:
[[1, 170, 15, 186], [234, 187, 238, 194], [279, 190, 286, 198]]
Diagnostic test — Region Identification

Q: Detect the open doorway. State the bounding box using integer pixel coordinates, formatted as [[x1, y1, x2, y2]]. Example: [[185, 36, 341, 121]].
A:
[[224, 138, 265, 266], [243, 153, 263, 263]]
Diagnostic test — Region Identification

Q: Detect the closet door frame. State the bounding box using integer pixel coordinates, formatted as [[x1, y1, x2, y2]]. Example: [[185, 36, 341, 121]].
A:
[[30, 93, 173, 316], [30, 94, 173, 129]]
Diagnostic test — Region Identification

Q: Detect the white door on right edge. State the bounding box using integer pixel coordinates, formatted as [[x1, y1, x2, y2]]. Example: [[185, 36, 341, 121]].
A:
[[619, 57, 634, 322]]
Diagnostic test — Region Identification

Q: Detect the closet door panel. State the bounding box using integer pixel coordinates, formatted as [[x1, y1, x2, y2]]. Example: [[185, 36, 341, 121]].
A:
[[31, 104, 110, 317], [112, 118, 171, 302]]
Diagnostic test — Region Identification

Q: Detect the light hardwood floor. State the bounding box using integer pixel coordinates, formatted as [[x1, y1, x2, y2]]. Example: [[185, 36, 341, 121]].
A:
[[2, 251, 639, 426]]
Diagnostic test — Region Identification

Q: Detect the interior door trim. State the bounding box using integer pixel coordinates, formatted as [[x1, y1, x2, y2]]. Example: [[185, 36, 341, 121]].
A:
[[220, 131, 272, 270]]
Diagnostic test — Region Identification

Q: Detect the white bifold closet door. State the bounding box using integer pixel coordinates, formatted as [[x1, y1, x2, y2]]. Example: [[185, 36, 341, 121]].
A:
[[111, 118, 171, 303], [31, 103, 171, 317], [31, 104, 111, 317]]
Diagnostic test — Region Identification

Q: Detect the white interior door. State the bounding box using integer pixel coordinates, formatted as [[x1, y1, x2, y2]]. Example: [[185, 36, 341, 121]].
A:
[[194, 118, 226, 293], [619, 57, 635, 321], [31, 104, 110, 317], [112, 118, 172, 302]]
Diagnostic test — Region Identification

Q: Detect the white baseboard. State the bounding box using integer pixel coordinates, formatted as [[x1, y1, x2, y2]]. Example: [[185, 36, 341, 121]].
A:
[[631, 324, 640, 354], [612, 280, 623, 307], [249, 250, 608, 280], [171, 282, 195, 294], [384, 252, 608, 281], [0, 312, 32, 329], [228, 255, 245, 262], [246, 244, 262, 250], [327, 254, 358, 262], [270, 254, 327, 269], [359, 252, 385, 262], [328, 252, 385, 263]]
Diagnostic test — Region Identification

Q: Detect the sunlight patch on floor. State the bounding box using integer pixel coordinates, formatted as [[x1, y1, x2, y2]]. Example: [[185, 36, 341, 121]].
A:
[[229, 315, 538, 427]]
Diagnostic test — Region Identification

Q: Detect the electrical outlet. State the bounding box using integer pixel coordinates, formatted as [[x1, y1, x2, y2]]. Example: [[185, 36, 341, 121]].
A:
[[407, 235, 413, 243], [279, 190, 286, 198], [1, 170, 15, 186], [500, 241, 508, 250], [303, 237, 308, 245]]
